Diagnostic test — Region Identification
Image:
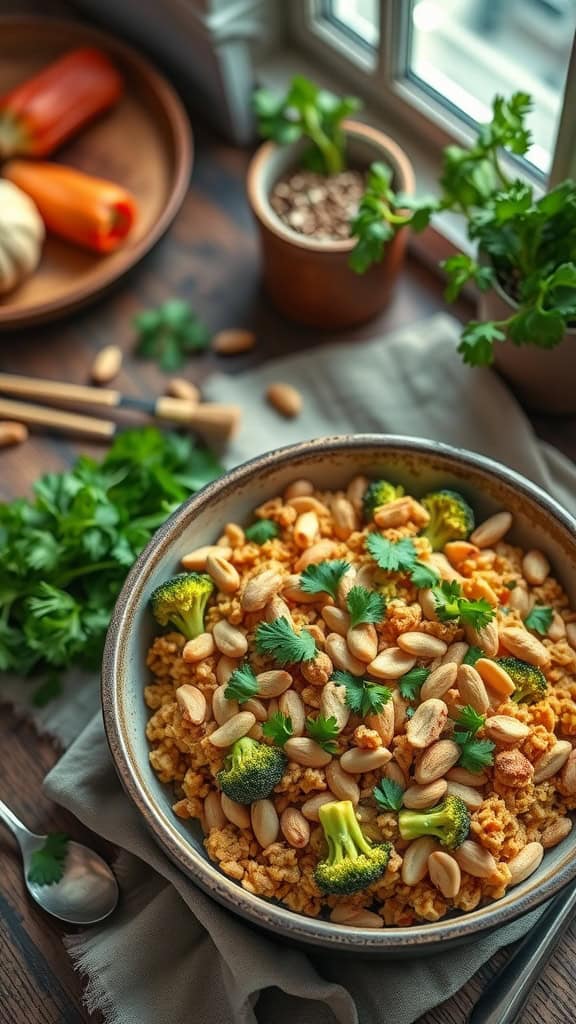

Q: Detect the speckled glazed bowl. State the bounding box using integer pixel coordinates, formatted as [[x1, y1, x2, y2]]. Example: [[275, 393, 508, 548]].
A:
[[102, 435, 576, 955]]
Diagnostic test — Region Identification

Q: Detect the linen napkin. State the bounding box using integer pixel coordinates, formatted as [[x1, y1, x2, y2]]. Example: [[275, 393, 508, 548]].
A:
[[4, 313, 576, 1024]]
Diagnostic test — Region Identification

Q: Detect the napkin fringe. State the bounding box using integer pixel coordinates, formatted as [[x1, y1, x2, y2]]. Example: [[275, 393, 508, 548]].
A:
[[64, 933, 120, 1024]]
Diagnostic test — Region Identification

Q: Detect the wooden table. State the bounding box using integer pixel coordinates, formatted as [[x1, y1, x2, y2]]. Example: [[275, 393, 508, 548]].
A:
[[1, 62, 576, 1024]]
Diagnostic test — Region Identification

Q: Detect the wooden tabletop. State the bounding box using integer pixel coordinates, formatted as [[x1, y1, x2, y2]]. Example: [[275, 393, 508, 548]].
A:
[[1, 25, 576, 1024]]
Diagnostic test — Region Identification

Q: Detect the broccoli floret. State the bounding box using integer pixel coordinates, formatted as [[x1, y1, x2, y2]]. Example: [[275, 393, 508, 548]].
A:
[[420, 489, 475, 550], [150, 572, 214, 640], [314, 799, 392, 895], [363, 479, 404, 520], [217, 737, 286, 804], [498, 656, 548, 704], [398, 795, 470, 849]]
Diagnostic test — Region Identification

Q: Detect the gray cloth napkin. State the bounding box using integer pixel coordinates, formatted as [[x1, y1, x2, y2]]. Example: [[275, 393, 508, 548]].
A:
[[4, 313, 576, 1024]]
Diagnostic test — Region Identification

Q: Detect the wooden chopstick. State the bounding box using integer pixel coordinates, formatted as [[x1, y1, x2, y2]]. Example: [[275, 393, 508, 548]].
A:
[[0, 372, 241, 445]]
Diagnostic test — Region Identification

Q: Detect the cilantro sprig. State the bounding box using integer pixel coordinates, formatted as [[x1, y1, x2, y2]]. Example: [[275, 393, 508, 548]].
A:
[[305, 715, 340, 753], [255, 618, 317, 665], [463, 646, 483, 666], [27, 833, 69, 886], [299, 559, 351, 601], [524, 605, 553, 635], [433, 580, 494, 631], [262, 712, 293, 747], [398, 666, 430, 702], [333, 669, 392, 717], [134, 300, 211, 371], [244, 519, 279, 544], [373, 777, 404, 812], [452, 705, 495, 773], [365, 534, 440, 588], [346, 586, 386, 628], [224, 663, 258, 703]]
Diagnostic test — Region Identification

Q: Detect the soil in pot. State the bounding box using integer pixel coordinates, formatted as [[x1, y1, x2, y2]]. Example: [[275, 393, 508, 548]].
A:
[[270, 169, 365, 241]]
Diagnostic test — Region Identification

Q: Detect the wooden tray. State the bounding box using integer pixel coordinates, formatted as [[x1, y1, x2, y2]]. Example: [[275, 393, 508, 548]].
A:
[[0, 17, 192, 329]]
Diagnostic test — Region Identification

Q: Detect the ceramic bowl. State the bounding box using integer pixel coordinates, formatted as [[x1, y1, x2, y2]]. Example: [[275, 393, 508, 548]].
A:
[[102, 435, 576, 955]]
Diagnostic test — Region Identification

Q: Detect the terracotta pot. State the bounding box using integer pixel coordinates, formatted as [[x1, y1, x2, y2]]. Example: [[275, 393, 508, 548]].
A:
[[479, 266, 576, 415], [246, 120, 415, 329]]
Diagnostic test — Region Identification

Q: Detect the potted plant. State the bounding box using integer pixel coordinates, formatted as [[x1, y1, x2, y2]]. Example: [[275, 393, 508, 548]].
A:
[[246, 76, 415, 329], [350, 92, 576, 414]]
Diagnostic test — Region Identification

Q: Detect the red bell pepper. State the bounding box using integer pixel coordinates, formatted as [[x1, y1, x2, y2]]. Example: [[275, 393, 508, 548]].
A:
[[0, 48, 122, 159], [4, 160, 137, 254]]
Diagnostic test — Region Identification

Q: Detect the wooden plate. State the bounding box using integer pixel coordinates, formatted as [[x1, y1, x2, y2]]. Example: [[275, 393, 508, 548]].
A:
[[0, 17, 192, 329]]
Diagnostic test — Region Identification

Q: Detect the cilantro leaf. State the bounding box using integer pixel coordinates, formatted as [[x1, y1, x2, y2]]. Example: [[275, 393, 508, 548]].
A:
[[455, 736, 495, 774], [409, 562, 440, 589], [365, 534, 417, 573], [373, 777, 404, 812], [244, 519, 280, 544], [333, 669, 392, 717], [398, 666, 430, 702], [305, 714, 340, 753], [134, 300, 211, 371], [299, 559, 351, 600], [463, 645, 483, 666], [346, 586, 386, 628], [27, 833, 69, 886], [458, 321, 506, 367], [433, 580, 494, 630], [262, 712, 293, 747], [224, 663, 259, 703], [454, 705, 486, 736], [255, 618, 317, 665], [441, 253, 495, 302], [524, 605, 553, 635]]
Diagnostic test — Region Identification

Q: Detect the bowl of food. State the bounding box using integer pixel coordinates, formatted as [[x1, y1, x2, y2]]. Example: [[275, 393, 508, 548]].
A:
[[102, 435, 576, 954]]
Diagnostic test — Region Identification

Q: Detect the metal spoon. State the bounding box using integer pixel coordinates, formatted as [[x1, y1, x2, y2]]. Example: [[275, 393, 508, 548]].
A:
[[0, 797, 119, 925]]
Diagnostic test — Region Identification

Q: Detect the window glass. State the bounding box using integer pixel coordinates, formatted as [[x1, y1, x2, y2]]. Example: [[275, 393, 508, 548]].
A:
[[323, 0, 380, 47]]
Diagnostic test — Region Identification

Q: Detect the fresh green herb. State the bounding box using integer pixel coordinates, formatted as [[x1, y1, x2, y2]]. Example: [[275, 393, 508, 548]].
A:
[[433, 580, 494, 631], [373, 777, 404, 812], [299, 559, 351, 601], [454, 705, 486, 736], [524, 605, 554, 635], [0, 428, 222, 688], [255, 618, 317, 665], [405, 706, 416, 719], [365, 533, 439, 588], [224, 663, 259, 703], [504, 580, 518, 590], [262, 712, 294, 747], [463, 645, 484, 666], [134, 300, 211, 371], [333, 669, 392, 717], [305, 714, 340, 754], [346, 586, 386, 628], [32, 673, 64, 708], [409, 562, 440, 589], [253, 75, 361, 175], [244, 519, 280, 544], [398, 666, 430, 702], [454, 735, 495, 774], [27, 833, 69, 886]]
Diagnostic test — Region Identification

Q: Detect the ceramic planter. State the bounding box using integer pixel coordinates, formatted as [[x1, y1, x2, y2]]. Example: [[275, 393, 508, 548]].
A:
[[479, 268, 576, 415], [246, 120, 415, 329]]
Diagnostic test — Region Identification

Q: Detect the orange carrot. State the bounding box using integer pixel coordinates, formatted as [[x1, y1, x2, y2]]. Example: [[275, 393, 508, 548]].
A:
[[4, 161, 137, 254], [0, 48, 122, 159]]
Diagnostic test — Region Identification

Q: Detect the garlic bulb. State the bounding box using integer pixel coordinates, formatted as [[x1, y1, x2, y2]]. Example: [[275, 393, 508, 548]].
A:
[[0, 179, 44, 294]]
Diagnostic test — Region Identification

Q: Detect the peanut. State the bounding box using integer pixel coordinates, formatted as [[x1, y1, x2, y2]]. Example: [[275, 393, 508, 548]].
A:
[[499, 626, 550, 668], [566, 622, 576, 651], [474, 658, 515, 698], [91, 343, 122, 383], [337, 565, 358, 606], [301, 793, 337, 821], [326, 633, 366, 676], [295, 539, 337, 572], [293, 511, 319, 549], [401, 837, 439, 885], [216, 656, 239, 686], [321, 605, 351, 636], [212, 328, 256, 354], [320, 681, 350, 732], [332, 496, 358, 539], [256, 670, 293, 698], [284, 737, 333, 768], [182, 544, 232, 570], [209, 711, 256, 748], [494, 749, 534, 787], [366, 702, 395, 747], [266, 382, 302, 418], [383, 762, 407, 789], [522, 549, 550, 586], [508, 842, 544, 886], [330, 905, 384, 928], [547, 611, 566, 641], [283, 479, 314, 501], [182, 632, 215, 662], [446, 767, 488, 787], [418, 588, 438, 621], [346, 475, 369, 515], [561, 749, 576, 794], [282, 574, 323, 604], [445, 781, 483, 810], [287, 495, 329, 515], [470, 511, 512, 548], [212, 684, 238, 725], [242, 697, 268, 722], [484, 715, 530, 743], [415, 740, 460, 784], [204, 791, 227, 831], [280, 807, 310, 848], [465, 619, 499, 658], [541, 817, 573, 849], [397, 632, 448, 659], [533, 740, 572, 783], [457, 664, 490, 714], [326, 760, 360, 803], [402, 779, 447, 809], [279, 689, 305, 736], [175, 684, 207, 724], [347, 623, 378, 663], [428, 851, 461, 898], [241, 569, 283, 611], [0, 420, 28, 448], [212, 619, 247, 658], [444, 541, 480, 565], [373, 496, 417, 529], [251, 799, 279, 847], [206, 554, 240, 594], [265, 594, 293, 625], [406, 699, 448, 749], [454, 840, 497, 879], [221, 793, 250, 829], [508, 583, 530, 617], [166, 377, 200, 402], [420, 662, 458, 701], [339, 747, 392, 773], [368, 647, 417, 680]]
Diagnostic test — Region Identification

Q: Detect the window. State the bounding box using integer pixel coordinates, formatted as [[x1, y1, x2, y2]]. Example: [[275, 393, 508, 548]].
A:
[[294, 0, 576, 182]]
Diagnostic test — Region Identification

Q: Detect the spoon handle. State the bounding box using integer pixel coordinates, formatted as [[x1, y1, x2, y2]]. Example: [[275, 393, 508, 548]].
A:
[[0, 798, 42, 850]]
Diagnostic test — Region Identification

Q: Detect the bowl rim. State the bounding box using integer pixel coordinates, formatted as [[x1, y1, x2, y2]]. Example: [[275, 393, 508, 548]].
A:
[[102, 434, 576, 952]]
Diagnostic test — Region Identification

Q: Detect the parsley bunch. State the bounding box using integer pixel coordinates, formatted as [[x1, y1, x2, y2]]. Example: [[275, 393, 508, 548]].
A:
[[134, 300, 211, 371], [0, 428, 222, 702]]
